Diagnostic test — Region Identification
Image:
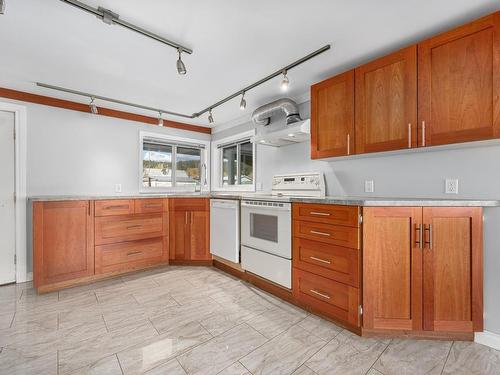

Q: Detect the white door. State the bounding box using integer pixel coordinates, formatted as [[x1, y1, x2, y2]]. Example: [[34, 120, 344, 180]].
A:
[[0, 110, 16, 285]]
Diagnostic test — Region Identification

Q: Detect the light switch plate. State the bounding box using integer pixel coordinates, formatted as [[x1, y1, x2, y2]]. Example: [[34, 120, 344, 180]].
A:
[[445, 179, 459, 194], [365, 180, 374, 193], [115, 184, 122, 193]]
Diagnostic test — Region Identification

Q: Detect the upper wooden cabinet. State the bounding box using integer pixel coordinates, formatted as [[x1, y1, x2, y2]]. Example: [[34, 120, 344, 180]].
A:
[[310, 70, 354, 158], [33, 200, 94, 288], [363, 206, 483, 334], [355, 46, 418, 153], [418, 12, 500, 146]]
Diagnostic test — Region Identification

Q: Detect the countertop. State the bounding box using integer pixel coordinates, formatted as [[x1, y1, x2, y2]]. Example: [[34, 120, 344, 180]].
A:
[[28, 193, 500, 207]]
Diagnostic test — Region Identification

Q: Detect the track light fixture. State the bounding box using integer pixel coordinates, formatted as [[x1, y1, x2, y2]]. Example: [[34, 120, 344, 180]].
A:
[[280, 70, 289, 92], [0, 0, 6, 14], [158, 111, 164, 127], [208, 109, 214, 125], [176, 48, 187, 75], [89, 97, 98, 114], [239, 92, 247, 110]]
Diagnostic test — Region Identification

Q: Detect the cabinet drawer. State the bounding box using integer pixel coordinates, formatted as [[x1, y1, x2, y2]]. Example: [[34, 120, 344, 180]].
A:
[[95, 238, 164, 274], [294, 220, 360, 249], [293, 203, 359, 227], [293, 238, 359, 287], [293, 268, 360, 327], [169, 198, 209, 211], [95, 214, 164, 245], [134, 199, 165, 214], [95, 200, 135, 217]]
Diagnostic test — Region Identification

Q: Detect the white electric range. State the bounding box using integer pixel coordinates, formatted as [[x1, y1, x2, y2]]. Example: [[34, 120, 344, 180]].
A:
[[240, 172, 325, 289]]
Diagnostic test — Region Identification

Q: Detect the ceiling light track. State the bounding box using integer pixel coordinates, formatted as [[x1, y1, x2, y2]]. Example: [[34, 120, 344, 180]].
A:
[[58, 0, 193, 54]]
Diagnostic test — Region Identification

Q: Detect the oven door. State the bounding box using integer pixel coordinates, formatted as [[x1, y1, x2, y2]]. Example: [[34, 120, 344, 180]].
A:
[[240, 200, 291, 259]]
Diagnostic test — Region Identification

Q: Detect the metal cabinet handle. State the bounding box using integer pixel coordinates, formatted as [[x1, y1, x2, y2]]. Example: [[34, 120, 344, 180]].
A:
[[310, 289, 330, 299], [408, 123, 412, 148], [310, 230, 331, 237], [415, 224, 423, 249], [310, 256, 331, 264], [310, 212, 330, 216], [144, 203, 161, 208], [127, 251, 142, 256], [424, 224, 433, 249], [347, 133, 350, 155], [126, 225, 142, 230], [422, 121, 426, 147], [185, 212, 188, 225], [106, 205, 128, 210]]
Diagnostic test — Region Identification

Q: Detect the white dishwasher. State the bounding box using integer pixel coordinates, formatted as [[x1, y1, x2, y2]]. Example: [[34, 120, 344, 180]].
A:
[[210, 199, 240, 263]]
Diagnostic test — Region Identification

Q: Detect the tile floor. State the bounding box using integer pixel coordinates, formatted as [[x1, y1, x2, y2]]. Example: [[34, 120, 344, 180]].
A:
[[0, 266, 499, 375]]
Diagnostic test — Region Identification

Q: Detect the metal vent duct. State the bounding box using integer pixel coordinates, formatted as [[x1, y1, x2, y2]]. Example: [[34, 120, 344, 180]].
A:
[[251, 98, 302, 126]]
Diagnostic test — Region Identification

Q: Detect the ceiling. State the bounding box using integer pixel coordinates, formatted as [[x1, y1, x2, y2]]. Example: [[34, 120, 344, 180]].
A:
[[1, 0, 499, 128]]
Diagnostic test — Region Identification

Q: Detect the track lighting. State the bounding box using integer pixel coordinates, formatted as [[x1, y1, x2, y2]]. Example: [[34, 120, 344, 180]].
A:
[[89, 97, 98, 114], [0, 0, 5, 14], [239, 92, 247, 110], [177, 48, 187, 75], [158, 111, 164, 127], [208, 109, 214, 125], [280, 70, 289, 92]]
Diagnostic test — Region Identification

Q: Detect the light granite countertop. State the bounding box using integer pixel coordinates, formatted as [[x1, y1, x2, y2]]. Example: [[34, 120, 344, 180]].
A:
[[28, 193, 500, 207]]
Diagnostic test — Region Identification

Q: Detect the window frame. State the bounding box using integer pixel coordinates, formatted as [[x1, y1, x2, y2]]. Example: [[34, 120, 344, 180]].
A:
[[211, 130, 256, 192], [139, 131, 210, 193]]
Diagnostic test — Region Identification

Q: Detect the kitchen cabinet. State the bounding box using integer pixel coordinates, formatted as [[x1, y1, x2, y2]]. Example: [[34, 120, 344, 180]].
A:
[[363, 206, 483, 334], [418, 12, 500, 146], [310, 70, 354, 158], [169, 198, 211, 262], [33, 200, 94, 288], [355, 46, 417, 153]]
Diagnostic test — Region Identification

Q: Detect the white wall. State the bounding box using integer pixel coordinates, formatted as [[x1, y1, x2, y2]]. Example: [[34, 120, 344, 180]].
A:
[[213, 100, 500, 335]]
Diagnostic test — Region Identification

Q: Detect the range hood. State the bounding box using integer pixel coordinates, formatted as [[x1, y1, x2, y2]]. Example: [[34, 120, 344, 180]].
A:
[[251, 119, 310, 147]]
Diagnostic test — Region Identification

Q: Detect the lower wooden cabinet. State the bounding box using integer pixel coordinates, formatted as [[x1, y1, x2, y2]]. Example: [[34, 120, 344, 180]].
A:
[[33, 200, 95, 288], [363, 206, 483, 334]]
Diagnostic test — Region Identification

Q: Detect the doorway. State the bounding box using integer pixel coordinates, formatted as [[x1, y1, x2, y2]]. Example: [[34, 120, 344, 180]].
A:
[[0, 110, 16, 284]]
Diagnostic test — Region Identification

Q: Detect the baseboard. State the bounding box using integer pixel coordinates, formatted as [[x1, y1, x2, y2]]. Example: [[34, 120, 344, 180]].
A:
[[475, 330, 500, 351]]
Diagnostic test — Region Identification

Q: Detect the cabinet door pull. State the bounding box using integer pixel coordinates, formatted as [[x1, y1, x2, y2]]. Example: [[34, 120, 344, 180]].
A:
[[415, 224, 423, 249], [424, 224, 433, 249], [310, 211, 330, 216], [126, 225, 142, 230], [310, 289, 330, 299], [347, 133, 351, 155], [106, 205, 128, 210], [127, 251, 142, 256], [408, 123, 412, 148], [144, 203, 161, 209], [310, 230, 331, 237], [185, 212, 188, 225], [310, 256, 331, 264], [422, 121, 426, 147]]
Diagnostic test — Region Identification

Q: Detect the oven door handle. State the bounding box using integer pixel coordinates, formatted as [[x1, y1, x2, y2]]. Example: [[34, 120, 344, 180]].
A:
[[241, 204, 291, 212]]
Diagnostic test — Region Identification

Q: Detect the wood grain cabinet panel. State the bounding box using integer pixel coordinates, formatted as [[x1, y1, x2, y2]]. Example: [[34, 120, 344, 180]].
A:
[[189, 210, 210, 260], [95, 200, 135, 217], [170, 210, 190, 260], [422, 207, 483, 332], [310, 70, 355, 158], [33, 200, 94, 288], [95, 214, 163, 245], [293, 203, 359, 227], [134, 199, 164, 214], [355, 46, 418, 153], [294, 220, 360, 249], [418, 12, 500, 146], [363, 207, 423, 331]]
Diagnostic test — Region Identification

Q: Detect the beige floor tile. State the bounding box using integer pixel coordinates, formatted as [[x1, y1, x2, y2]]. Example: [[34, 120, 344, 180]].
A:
[[298, 314, 343, 341], [246, 306, 306, 339], [292, 365, 318, 374], [442, 341, 500, 375], [0, 312, 14, 329], [0, 346, 57, 375], [240, 324, 326, 375], [118, 321, 212, 374], [70, 354, 123, 375], [373, 338, 451, 375], [177, 324, 268, 375], [218, 361, 252, 375], [366, 369, 384, 375], [306, 330, 389, 375], [144, 358, 187, 374]]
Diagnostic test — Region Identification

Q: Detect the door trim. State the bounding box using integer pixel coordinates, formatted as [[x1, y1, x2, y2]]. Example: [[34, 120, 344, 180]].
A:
[[0, 101, 28, 283]]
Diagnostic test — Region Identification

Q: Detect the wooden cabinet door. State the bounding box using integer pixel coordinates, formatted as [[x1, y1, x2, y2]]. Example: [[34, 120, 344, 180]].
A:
[[189, 210, 211, 260], [310, 70, 354, 158], [418, 12, 500, 146], [169, 210, 189, 260], [355, 46, 418, 153], [33, 200, 94, 288], [363, 207, 423, 331], [422, 207, 483, 332]]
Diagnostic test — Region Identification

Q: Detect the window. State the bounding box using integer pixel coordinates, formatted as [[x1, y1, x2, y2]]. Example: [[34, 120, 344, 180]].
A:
[[140, 132, 209, 192], [212, 131, 255, 191]]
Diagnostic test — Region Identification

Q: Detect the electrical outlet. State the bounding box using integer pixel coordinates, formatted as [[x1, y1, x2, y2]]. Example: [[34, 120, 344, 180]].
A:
[[365, 180, 374, 193], [445, 179, 459, 194], [115, 184, 122, 193]]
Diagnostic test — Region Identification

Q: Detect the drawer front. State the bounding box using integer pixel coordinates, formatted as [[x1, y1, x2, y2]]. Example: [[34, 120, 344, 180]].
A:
[[293, 238, 359, 287], [95, 200, 135, 217], [134, 199, 165, 214], [293, 268, 360, 327], [293, 203, 360, 227], [169, 198, 209, 211], [95, 238, 164, 274], [294, 220, 360, 249], [95, 214, 164, 245]]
